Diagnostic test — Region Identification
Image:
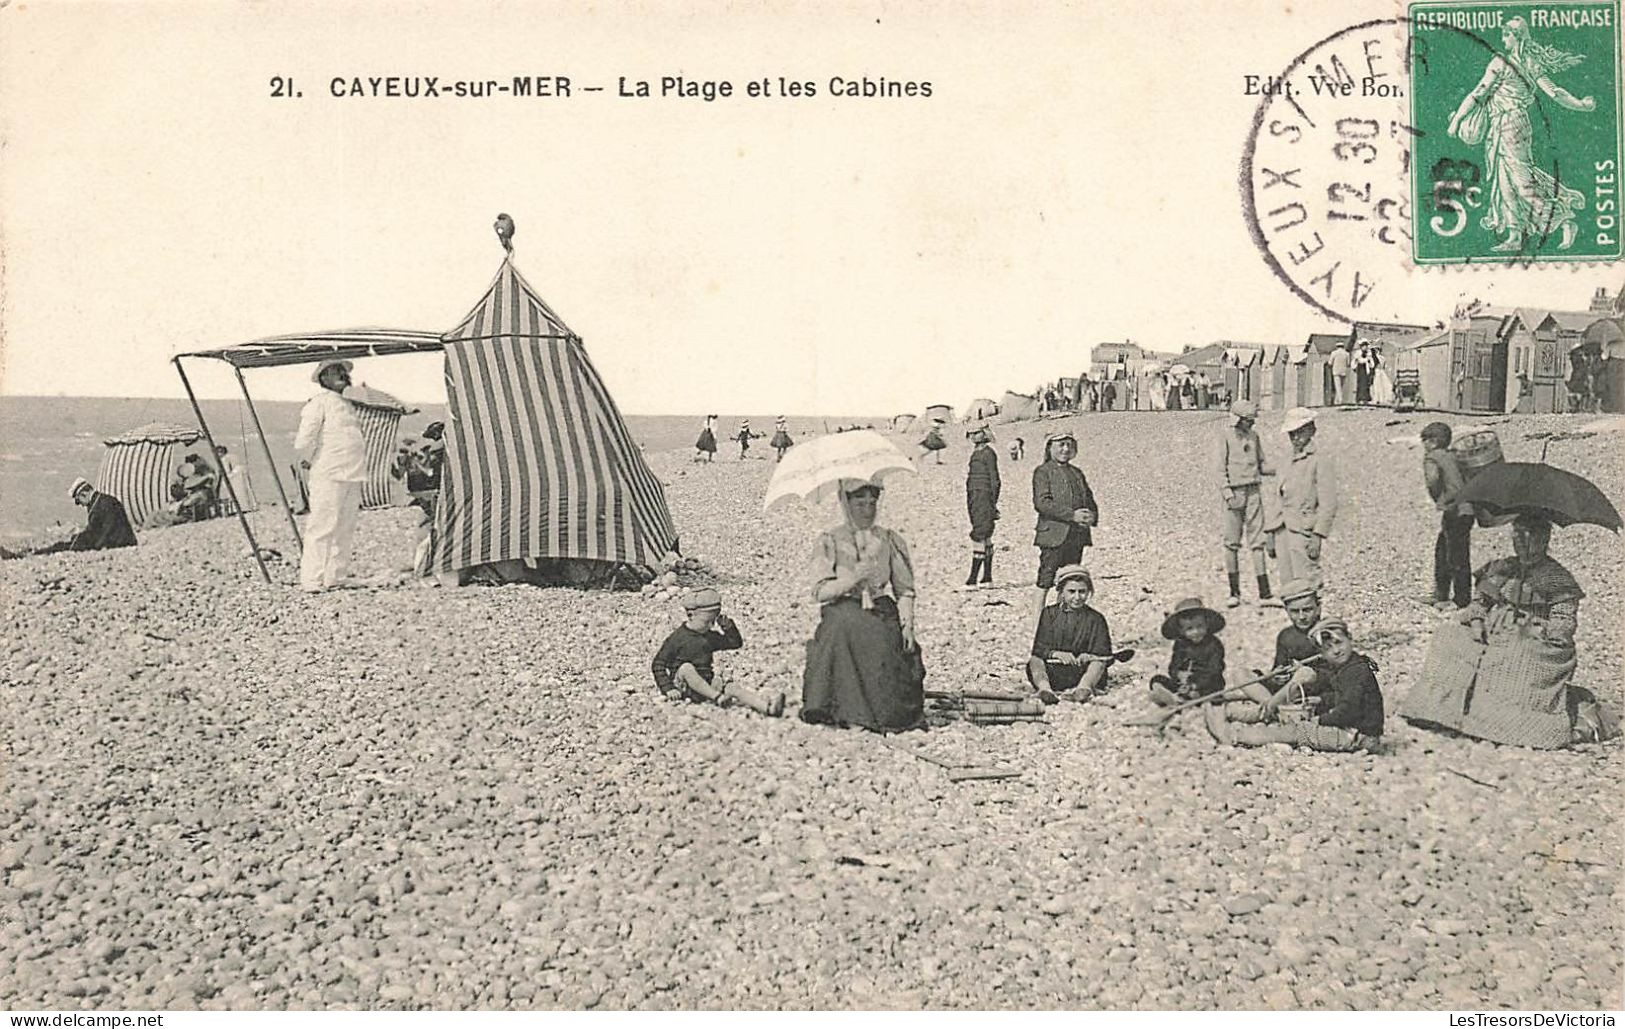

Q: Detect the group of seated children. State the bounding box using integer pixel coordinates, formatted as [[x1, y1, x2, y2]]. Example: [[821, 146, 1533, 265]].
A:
[[648, 574, 1383, 752], [1143, 579, 1384, 751]]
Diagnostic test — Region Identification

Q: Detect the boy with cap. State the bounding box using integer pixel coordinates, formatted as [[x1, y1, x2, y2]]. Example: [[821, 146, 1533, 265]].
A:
[[1274, 407, 1338, 592], [651, 588, 785, 716], [1238, 578, 1323, 710], [1215, 399, 1275, 608], [1030, 430, 1098, 631], [1027, 565, 1114, 704], [1204, 616, 1383, 751], [1420, 422, 1474, 610], [1149, 597, 1226, 706]]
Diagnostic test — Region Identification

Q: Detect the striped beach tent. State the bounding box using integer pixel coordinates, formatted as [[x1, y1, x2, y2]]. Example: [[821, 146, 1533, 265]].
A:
[[425, 257, 678, 574], [97, 422, 204, 528]]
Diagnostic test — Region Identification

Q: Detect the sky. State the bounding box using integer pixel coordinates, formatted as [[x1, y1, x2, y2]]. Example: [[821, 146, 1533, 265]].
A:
[[1, 0, 1617, 416]]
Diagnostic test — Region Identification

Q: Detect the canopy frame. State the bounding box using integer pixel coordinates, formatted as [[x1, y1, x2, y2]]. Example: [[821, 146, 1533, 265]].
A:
[[171, 328, 448, 586]]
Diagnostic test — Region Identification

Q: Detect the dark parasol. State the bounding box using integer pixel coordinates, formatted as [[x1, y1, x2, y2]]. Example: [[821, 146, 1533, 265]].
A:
[[1456, 462, 1622, 532]]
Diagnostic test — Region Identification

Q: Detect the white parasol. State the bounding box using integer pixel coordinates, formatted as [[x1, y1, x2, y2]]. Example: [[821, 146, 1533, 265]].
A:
[[762, 429, 917, 512]]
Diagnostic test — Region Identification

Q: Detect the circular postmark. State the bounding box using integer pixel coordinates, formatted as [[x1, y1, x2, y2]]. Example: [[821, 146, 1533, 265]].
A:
[[1241, 17, 1585, 325]]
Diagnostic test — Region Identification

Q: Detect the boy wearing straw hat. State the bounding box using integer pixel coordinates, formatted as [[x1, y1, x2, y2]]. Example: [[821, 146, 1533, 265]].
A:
[[1205, 617, 1383, 751], [1215, 399, 1275, 608], [651, 587, 785, 716], [1149, 597, 1226, 706]]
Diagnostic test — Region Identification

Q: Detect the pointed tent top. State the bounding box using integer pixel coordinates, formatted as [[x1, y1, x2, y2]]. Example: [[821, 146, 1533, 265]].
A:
[[441, 258, 576, 344]]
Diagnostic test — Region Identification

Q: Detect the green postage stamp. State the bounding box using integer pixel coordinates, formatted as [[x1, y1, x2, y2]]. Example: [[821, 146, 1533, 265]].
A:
[[1409, 0, 1623, 263]]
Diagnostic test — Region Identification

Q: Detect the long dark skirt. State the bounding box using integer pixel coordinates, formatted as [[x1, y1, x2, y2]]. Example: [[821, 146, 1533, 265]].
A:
[[802, 597, 925, 731], [695, 428, 717, 453]]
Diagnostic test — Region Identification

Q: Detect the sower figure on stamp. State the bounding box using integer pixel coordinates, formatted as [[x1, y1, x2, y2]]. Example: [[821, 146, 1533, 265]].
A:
[[1274, 408, 1338, 594], [1215, 399, 1274, 608], [1447, 16, 1594, 253]]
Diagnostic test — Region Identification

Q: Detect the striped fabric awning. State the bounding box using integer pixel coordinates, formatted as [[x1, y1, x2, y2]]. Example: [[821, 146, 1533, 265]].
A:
[[354, 403, 407, 510], [427, 258, 678, 573], [103, 422, 203, 447], [176, 328, 446, 369]]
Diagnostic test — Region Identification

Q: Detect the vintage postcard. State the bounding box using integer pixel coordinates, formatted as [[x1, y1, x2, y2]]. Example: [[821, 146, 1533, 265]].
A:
[[1, 0, 1621, 1015]]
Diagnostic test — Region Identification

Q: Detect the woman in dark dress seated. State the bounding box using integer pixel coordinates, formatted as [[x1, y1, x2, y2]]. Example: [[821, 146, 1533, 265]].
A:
[[801, 479, 925, 731]]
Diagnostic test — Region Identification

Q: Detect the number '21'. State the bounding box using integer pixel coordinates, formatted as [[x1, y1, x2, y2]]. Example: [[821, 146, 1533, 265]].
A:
[[269, 77, 299, 98]]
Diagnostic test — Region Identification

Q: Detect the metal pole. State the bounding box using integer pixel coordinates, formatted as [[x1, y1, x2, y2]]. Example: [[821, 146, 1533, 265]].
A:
[[234, 366, 304, 550], [172, 357, 272, 585]]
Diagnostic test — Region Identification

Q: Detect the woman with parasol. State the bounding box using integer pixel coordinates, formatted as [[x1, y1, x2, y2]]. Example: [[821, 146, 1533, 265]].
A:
[[1402, 462, 1620, 747], [763, 430, 924, 731]]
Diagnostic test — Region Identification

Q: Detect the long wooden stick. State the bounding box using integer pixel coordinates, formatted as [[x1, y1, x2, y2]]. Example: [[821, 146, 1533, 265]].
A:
[[1123, 655, 1323, 729]]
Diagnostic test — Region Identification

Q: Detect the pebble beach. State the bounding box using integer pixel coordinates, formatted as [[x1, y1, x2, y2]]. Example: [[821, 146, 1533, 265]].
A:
[[2, 405, 1621, 1010]]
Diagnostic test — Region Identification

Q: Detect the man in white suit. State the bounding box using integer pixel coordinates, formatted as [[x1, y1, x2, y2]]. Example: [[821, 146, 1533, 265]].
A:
[[295, 358, 368, 593]]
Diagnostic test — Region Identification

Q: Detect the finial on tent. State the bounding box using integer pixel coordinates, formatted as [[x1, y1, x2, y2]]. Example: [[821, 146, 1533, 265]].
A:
[[494, 213, 515, 254]]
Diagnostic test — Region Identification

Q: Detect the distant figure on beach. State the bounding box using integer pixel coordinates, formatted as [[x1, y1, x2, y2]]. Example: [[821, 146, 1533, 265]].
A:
[[5, 478, 139, 559], [1215, 399, 1274, 608], [734, 419, 758, 460], [964, 426, 1000, 586], [918, 421, 947, 464], [1029, 430, 1097, 632], [215, 445, 255, 515], [1353, 342, 1375, 404], [651, 587, 784, 717], [770, 416, 794, 463], [1330, 345, 1351, 405], [801, 479, 925, 732], [295, 358, 368, 593], [694, 415, 718, 463], [1008, 437, 1025, 462]]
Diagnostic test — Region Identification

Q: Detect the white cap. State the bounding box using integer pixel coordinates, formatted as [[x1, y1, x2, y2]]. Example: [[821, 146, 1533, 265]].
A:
[[1282, 407, 1317, 433], [68, 477, 92, 499]]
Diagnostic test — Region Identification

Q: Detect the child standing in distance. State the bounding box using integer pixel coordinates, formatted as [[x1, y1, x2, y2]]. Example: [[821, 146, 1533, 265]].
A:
[[770, 416, 794, 463], [1420, 422, 1474, 610], [651, 588, 785, 716], [1149, 597, 1226, 706], [964, 426, 1001, 586], [1205, 617, 1383, 752], [1027, 565, 1114, 705]]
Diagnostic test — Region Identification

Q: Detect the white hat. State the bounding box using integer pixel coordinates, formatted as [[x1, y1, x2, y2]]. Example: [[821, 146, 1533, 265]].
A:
[[68, 477, 92, 499], [1282, 407, 1317, 433], [311, 358, 354, 384]]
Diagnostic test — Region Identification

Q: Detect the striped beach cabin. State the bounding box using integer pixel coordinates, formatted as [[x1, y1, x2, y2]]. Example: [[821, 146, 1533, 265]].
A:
[[97, 423, 212, 529], [425, 257, 678, 574]]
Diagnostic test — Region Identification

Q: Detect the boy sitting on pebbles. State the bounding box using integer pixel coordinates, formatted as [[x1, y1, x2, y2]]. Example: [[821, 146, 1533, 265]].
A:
[[1237, 578, 1323, 710], [1149, 597, 1227, 707], [1027, 565, 1114, 705], [651, 588, 785, 717], [1204, 617, 1384, 752]]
